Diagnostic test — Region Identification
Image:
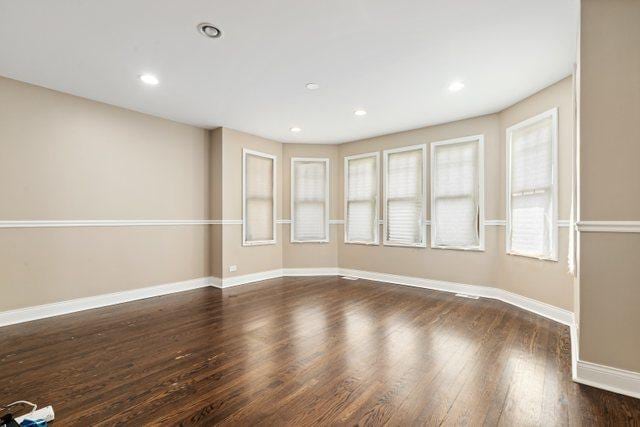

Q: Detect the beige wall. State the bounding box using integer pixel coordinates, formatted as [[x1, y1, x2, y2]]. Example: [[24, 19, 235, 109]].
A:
[[337, 114, 500, 288], [282, 144, 340, 269], [1, 74, 576, 318], [496, 77, 575, 311], [0, 76, 211, 311], [0, 78, 210, 220], [220, 128, 283, 278], [0, 227, 209, 310], [578, 0, 640, 372], [336, 77, 574, 310], [210, 128, 223, 278]]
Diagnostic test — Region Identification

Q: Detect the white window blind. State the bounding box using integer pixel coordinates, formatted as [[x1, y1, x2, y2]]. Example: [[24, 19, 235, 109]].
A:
[[507, 108, 558, 260], [243, 149, 276, 245], [383, 145, 426, 247], [291, 158, 329, 242], [431, 136, 484, 250], [345, 152, 379, 244]]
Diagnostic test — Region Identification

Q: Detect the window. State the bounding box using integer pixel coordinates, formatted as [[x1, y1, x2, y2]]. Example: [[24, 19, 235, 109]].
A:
[[243, 149, 276, 246], [431, 135, 484, 250], [291, 158, 329, 242], [344, 152, 379, 244], [506, 108, 558, 260], [383, 144, 427, 247]]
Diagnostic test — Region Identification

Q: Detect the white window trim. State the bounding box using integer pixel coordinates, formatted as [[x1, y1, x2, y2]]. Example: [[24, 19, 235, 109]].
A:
[[505, 107, 559, 261], [242, 148, 277, 246], [290, 157, 330, 243], [382, 143, 427, 248], [430, 135, 485, 251], [344, 151, 380, 245]]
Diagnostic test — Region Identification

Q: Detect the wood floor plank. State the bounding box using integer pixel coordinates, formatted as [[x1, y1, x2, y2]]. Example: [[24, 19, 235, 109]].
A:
[[1, 276, 639, 426]]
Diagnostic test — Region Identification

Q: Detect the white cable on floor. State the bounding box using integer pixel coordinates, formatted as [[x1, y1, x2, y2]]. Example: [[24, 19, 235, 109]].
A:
[[0, 400, 37, 413]]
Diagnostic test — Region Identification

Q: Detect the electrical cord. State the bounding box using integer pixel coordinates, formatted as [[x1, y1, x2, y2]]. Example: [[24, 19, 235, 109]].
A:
[[0, 400, 37, 413]]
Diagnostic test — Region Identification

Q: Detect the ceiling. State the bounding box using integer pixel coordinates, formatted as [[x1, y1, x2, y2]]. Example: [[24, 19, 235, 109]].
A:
[[0, 0, 578, 144]]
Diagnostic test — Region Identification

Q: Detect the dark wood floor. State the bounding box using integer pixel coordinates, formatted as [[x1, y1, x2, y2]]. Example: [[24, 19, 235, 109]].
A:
[[1, 277, 639, 426]]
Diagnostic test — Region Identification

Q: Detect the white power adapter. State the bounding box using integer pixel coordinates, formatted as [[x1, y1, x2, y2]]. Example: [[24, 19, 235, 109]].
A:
[[15, 405, 55, 424]]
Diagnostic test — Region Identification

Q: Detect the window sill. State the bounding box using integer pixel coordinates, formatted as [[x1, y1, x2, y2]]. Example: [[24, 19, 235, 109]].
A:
[[344, 240, 380, 246], [506, 251, 558, 262], [431, 245, 485, 252], [242, 240, 277, 247], [383, 241, 427, 248]]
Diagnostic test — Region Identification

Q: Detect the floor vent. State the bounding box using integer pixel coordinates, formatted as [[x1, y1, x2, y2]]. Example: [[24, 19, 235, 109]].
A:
[[455, 293, 480, 299], [341, 276, 359, 281]]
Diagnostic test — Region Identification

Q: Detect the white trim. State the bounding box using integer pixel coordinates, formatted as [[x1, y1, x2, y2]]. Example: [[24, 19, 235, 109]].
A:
[[290, 157, 330, 243], [338, 268, 574, 326], [220, 268, 343, 288], [576, 221, 640, 233], [221, 269, 283, 288], [506, 107, 559, 261], [0, 268, 572, 328], [215, 219, 244, 225], [0, 220, 217, 228], [0, 276, 216, 327], [383, 144, 428, 248], [430, 135, 485, 251], [277, 219, 344, 225], [4, 266, 638, 400], [242, 148, 277, 246], [217, 267, 574, 327], [0, 218, 574, 229], [344, 151, 380, 245], [283, 267, 341, 276], [575, 360, 640, 399]]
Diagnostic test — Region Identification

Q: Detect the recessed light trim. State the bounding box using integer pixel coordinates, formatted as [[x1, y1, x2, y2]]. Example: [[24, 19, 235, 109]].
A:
[[306, 83, 320, 90], [448, 81, 465, 92], [197, 23, 222, 39], [354, 109, 367, 116], [139, 74, 159, 86], [290, 127, 302, 133]]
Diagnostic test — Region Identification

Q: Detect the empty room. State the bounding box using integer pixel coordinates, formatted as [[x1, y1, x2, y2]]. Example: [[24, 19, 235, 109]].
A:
[[1, 0, 639, 425]]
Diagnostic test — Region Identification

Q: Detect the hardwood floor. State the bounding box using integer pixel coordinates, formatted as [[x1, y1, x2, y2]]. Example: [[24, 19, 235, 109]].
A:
[[1, 276, 639, 426]]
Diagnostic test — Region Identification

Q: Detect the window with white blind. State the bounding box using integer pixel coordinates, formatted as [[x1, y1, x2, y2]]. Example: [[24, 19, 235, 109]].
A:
[[383, 144, 427, 247], [344, 152, 379, 244], [506, 108, 558, 260], [431, 135, 484, 250], [291, 158, 329, 242], [243, 149, 276, 246]]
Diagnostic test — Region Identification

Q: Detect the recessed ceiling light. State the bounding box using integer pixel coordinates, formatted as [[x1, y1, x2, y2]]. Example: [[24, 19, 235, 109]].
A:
[[197, 23, 222, 38], [448, 81, 465, 92], [306, 83, 320, 90], [290, 127, 302, 133], [354, 109, 367, 116], [139, 74, 159, 86]]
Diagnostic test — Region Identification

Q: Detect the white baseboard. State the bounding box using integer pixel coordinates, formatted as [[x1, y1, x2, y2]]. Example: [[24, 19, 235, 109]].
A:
[[283, 267, 341, 277], [338, 268, 574, 326], [221, 269, 283, 288], [218, 267, 341, 288], [0, 276, 215, 327], [2, 267, 638, 400], [575, 360, 640, 399]]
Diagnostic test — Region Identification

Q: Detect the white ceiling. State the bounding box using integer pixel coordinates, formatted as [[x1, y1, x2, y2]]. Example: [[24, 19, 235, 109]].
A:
[[0, 0, 578, 144]]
